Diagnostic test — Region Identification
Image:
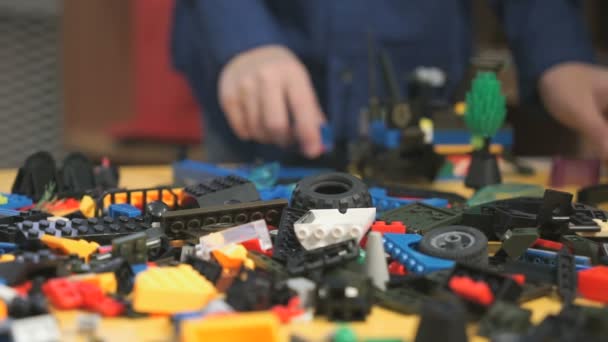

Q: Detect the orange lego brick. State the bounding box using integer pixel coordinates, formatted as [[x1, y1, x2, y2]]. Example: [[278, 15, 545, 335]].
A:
[[0, 254, 15, 263], [0, 300, 6, 320], [133, 265, 217, 314], [73, 272, 117, 294], [102, 188, 183, 211], [181, 312, 283, 342], [212, 244, 254, 270], [40, 235, 99, 262]]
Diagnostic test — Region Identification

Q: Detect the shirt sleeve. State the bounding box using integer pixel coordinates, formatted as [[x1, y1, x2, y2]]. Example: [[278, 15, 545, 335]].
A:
[[489, 0, 595, 103], [187, 0, 285, 67]]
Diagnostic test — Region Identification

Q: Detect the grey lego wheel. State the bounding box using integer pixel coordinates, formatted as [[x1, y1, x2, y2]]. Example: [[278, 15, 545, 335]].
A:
[[290, 172, 372, 212], [418, 225, 488, 266]]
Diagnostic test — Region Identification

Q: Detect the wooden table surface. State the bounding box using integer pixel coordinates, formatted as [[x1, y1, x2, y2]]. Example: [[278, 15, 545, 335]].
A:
[[0, 163, 596, 342]]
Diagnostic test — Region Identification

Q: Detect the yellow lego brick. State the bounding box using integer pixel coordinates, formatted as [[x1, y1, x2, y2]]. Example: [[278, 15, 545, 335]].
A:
[[212, 244, 254, 270], [72, 272, 117, 294], [79, 195, 96, 218], [133, 265, 217, 314], [40, 235, 99, 262], [454, 101, 466, 115], [181, 312, 283, 342], [0, 254, 15, 263]]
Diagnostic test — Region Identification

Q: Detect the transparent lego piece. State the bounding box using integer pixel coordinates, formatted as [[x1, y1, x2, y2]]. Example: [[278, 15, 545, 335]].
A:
[[294, 208, 376, 250], [197, 220, 271, 259]]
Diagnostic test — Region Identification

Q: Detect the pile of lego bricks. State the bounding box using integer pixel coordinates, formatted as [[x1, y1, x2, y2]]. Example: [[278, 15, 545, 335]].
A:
[[0, 167, 608, 342]]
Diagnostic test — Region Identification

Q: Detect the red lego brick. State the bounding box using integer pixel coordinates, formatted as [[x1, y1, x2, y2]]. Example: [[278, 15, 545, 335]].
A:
[[42, 279, 83, 310], [532, 238, 564, 251], [508, 274, 526, 286], [95, 297, 126, 317], [372, 221, 406, 235], [77, 282, 105, 311], [388, 261, 407, 276], [448, 276, 494, 306], [241, 239, 273, 257], [578, 266, 608, 304], [12, 281, 32, 297]]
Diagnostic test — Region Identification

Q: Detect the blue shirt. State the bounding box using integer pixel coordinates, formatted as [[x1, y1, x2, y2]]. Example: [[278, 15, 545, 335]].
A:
[[171, 0, 594, 162]]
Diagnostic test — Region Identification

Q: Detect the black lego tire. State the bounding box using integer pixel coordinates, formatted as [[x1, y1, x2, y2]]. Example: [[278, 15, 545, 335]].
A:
[[290, 172, 372, 212], [418, 225, 488, 266]]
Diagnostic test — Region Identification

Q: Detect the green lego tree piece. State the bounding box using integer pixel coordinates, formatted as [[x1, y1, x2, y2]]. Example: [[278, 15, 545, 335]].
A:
[[464, 72, 506, 139], [333, 325, 357, 342]]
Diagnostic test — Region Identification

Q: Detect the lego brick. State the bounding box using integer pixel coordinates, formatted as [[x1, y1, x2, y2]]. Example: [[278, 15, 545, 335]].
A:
[[108, 203, 142, 219], [133, 264, 217, 314], [560, 235, 600, 264], [520, 248, 591, 271], [286, 239, 359, 276], [500, 228, 538, 259], [578, 266, 608, 303], [184, 255, 223, 284], [414, 299, 468, 342], [0, 250, 66, 286], [0, 193, 33, 210], [379, 202, 462, 234], [211, 244, 254, 270], [315, 269, 373, 321], [111, 232, 148, 264], [556, 247, 577, 303], [42, 278, 83, 309], [7, 216, 152, 245], [225, 269, 292, 311], [97, 186, 182, 217], [180, 312, 281, 342], [371, 221, 406, 235], [448, 275, 494, 306], [162, 199, 287, 239], [293, 208, 375, 250], [181, 175, 259, 208], [449, 263, 522, 304], [197, 220, 272, 260], [382, 233, 454, 274], [40, 235, 99, 262], [10, 314, 61, 342]]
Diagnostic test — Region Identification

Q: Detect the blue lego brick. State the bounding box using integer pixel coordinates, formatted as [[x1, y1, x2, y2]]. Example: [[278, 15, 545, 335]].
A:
[[383, 233, 455, 274], [520, 248, 592, 271], [370, 121, 401, 149], [108, 204, 142, 219], [259, 184, 296, 201], [433, 129, 513, 147], [369, 187, 449, 213], [0, 209, 20, 218], [0, 193, 33, 210], [320, 124, 334, 152], [0, 243, 17, 254]]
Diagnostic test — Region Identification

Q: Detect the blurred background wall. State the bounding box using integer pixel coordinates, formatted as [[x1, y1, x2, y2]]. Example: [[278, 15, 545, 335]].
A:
[[0, 0, 606, 167]]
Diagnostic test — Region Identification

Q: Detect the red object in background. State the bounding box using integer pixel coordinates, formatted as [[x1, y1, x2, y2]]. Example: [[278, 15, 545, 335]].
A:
[[110, 0, 202, 145], [361, 221, 407, 248], [578, 266, 608, 303], [448, 276, 494, 306]]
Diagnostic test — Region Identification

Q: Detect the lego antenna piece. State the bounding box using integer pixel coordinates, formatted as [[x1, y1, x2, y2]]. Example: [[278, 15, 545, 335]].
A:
[[293, 208, 376, 250]]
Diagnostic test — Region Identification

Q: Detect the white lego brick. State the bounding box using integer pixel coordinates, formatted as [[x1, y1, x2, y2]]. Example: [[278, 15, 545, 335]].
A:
[[294, 208, 376, 250], [11, 315, 61, 342]]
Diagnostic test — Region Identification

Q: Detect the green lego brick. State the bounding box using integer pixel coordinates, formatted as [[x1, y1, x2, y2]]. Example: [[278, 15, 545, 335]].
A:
[[379, 202, 462, 234], [500, 228, 539, 260]]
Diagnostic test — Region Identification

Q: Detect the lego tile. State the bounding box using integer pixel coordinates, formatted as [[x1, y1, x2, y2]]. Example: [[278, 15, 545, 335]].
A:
[[133, 265, 217, 314], [108, 203, 142, 219]]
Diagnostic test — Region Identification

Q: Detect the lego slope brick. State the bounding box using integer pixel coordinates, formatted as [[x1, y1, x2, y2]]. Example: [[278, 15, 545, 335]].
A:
[[578, 266, 608, 303]]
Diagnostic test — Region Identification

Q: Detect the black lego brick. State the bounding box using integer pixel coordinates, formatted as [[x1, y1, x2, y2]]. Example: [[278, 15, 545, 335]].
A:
[[1, 216, 152, 245], [286, 239, 359, 276], [161, 199, 287, 238], [182, 175, 260, 208], [273, 207, 307, 262]]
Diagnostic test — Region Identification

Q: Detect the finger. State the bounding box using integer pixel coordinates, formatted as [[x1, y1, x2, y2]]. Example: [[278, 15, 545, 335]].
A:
[[259, 71, 290, 147], [238, 78, 268, 144], [219, 87, 251, 140], [285, 68, 326, 158]]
